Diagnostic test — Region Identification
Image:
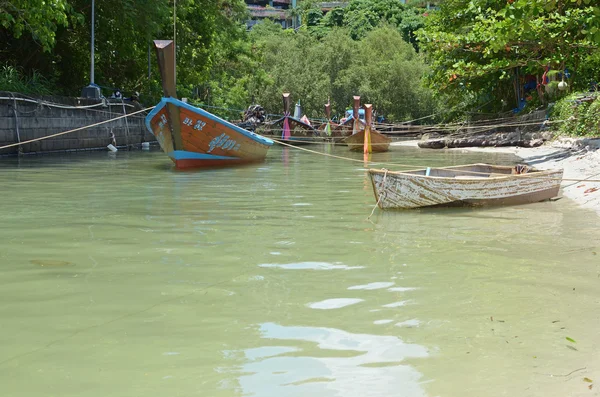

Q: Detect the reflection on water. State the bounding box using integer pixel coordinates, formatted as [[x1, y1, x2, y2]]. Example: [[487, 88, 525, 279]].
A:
[[0, 146, 599, 397], [348, 282, 395, 290], [307, 298, 365, 309], [237, 322, 429, 397], [259, 262, 364, 270]]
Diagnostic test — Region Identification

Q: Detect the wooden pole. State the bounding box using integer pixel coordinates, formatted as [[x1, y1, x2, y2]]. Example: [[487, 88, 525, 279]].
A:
[[352, 96, 360, 135]]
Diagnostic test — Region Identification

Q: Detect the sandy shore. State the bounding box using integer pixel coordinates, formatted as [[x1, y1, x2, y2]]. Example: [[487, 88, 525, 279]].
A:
[[391, 139, 600, 216]]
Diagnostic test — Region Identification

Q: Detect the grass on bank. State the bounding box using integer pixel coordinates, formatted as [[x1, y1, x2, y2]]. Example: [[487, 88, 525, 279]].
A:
[[0, 64, 55, 96]]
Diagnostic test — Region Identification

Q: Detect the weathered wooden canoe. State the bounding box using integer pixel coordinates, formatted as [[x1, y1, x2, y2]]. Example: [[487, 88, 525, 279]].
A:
[[145, 40, 273, 169], [342, 103, 391, 152], [368, 163, 563, 209]]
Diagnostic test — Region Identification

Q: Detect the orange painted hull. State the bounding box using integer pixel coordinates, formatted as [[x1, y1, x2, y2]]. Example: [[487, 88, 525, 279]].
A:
[[145, 98, 273, 169], [343, 129, 392, 152]]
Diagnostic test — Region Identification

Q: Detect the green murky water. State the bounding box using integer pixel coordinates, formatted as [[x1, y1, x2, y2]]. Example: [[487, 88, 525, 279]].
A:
[[1, 145, 599, 397]]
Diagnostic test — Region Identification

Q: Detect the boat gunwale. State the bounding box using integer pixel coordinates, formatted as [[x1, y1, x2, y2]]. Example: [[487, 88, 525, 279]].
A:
[[368, 163, 563, 182], [147, 97, 274, 147]]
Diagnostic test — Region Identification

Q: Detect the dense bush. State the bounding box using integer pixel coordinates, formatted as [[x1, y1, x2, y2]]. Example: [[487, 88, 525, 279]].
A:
[[551, 92, 600, 138]]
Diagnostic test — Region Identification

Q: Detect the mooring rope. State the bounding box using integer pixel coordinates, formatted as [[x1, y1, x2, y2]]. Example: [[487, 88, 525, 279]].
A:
[[272, 138, 379, 165], [0, 106, 155, 150], [272, 138, 600, 183], [2, 104, 598, 185]]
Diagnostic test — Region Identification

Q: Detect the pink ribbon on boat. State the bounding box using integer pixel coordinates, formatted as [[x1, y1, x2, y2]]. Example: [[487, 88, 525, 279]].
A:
[[282, 112, 291, 140]]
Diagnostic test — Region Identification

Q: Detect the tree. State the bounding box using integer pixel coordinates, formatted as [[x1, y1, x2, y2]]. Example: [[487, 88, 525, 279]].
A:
[[248, 21, 331, 118], [418, 0, 600, 113], [0, 0, 80, 52], [244, 22, 438, 122], [336, 0, 426, 49], [312, 0, 427, 50], [337, 26, 437, 121], [0, 0, 250, 101]]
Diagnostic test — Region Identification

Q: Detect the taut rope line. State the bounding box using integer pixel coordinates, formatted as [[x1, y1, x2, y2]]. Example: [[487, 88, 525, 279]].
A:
[[272, 138, 382, 165], [0, 106, 155, 150], [2, 109, 598, 185], [271, 139, 600, 183]]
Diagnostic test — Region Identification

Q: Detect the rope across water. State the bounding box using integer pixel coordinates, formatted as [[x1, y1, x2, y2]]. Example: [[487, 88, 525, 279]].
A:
[[271, 139, 600, 183], [0, 105, 598, 185]]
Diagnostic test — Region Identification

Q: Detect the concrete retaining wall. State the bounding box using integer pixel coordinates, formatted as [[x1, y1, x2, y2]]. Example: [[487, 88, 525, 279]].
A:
[[0, 93, 156, 156]]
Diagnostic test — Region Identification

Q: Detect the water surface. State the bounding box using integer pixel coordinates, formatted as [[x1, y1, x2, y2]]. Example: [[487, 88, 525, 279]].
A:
[[1, 145, 599, 397]]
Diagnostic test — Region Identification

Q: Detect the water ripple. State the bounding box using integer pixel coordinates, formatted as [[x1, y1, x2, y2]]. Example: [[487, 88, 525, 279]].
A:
[[307, 298, 364, 310], [348, 282, 395, 290], [259, 262, 364, 270]]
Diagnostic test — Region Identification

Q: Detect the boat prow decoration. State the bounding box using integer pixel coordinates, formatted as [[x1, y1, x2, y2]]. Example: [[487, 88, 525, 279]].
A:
[[260, 93, 320, 145]]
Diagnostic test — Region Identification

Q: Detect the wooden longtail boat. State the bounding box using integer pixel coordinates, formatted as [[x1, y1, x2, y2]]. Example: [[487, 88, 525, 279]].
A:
[[343, 103, 391, 153], [145, 40, 273, 169], [368, 164, 563, 209], [333, 96, 364, 140], [261, 93, 320, 145]]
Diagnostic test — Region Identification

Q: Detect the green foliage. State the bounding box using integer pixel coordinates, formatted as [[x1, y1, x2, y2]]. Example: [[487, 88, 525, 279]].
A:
[[197, 4, 267, 120], [311, 0, 426, 50], [551, 92, 600, 137], [0, 0, 437, 124], [343, 0, 424, 44], [51, 0, 171, 96], [247, 22, 331, 118], [0, 0, 80, 52], [0, 0, 249, 101], [242, 22, 439, 122], [0, 64, 55, 94], [336, 26, 436, 121], [418, 0, 600, 114]]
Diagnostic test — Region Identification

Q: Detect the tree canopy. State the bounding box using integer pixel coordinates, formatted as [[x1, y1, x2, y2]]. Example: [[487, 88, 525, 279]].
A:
[[418, 0, 600, 112], [6, 0, 599, 124], [304, 0, 427, 50], [0, 0, 80, 51], [0, 0, 248, 99]]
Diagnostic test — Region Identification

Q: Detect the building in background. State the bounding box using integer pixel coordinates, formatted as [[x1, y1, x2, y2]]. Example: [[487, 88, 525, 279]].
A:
[[244, 1, 438, 30], [245, 1, 351, 29], [245, 0, 297, 29]]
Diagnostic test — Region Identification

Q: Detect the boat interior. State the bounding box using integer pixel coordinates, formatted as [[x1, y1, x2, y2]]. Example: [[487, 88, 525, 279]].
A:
[[402, 164, 538, 179]]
